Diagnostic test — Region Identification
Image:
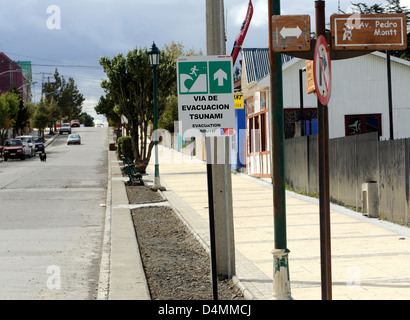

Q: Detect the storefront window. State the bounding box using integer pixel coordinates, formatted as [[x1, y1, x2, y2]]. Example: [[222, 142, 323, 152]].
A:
[[345, 114, 382, 137]]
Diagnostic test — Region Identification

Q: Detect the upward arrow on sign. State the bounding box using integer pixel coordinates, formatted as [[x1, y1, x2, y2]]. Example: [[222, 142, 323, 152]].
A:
[[280, 26, 303, 39], [214, 69, 227, 86]]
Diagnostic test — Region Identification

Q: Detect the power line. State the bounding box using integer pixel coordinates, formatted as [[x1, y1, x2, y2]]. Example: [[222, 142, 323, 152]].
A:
[[4, 52, 102, 69], [3, 52, 63, 63], [31, 64, 102, 69]]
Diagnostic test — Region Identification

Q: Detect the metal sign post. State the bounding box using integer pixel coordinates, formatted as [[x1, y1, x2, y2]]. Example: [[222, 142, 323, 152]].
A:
[[205, 137, 218, 300], [315, 0, 332, 301], [269, 0, 292, 300]]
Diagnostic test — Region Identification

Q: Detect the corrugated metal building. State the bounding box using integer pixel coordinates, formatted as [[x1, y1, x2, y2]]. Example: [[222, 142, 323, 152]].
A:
[[241, 49, 410, 177], [241, 49, 272, 177], [241, 49, 293, 177]]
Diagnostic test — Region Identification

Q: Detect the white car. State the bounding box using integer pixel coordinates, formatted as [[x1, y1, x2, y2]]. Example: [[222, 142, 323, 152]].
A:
[[59, 123, 72, 134], [21, 140, 32, 158], [16, 136, 36, 157]]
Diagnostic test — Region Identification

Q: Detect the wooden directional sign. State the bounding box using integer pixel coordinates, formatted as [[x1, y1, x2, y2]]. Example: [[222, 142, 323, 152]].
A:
[[272, 15, 311, 52], [314, 36, 331, 106], [330, 14, 408, 51], [305, 60, 315, 94]]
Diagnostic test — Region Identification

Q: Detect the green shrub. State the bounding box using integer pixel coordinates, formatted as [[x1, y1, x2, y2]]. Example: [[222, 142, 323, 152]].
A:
[[117, 136, 124, 158], [118, 136, 134, 161]]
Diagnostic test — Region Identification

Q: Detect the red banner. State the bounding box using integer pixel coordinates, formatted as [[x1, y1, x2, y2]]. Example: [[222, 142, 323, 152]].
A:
[[230, 0, 254, 66]]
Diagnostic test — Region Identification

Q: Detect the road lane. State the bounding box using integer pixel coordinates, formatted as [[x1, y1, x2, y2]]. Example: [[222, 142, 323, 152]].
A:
[[0, 127, 108, 299]]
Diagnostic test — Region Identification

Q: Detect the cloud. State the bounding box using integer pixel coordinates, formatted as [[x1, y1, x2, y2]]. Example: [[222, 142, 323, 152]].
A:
[[228, 0, 267, 29], [2, 0, 408, 121]]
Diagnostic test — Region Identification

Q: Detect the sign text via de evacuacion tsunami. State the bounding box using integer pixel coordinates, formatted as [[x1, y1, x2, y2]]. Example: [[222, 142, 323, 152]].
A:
[[181, 95, 230, 120]]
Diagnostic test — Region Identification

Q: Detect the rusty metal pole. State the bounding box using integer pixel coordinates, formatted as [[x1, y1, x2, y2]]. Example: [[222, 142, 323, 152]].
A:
[[386, 50, 394, 140], [315, 0, 332, 300], [269, 0, 292, 300]]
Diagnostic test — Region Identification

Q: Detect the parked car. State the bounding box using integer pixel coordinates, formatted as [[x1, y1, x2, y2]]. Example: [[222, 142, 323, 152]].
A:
[[2, 139, 26, 160], [33, 136, 45, 153], [16, 136, 36, 157], [21, 140, 32, 158], [59, 123, 71, 134], [67, 133, 81, 145], [70, 119, 80, 127]]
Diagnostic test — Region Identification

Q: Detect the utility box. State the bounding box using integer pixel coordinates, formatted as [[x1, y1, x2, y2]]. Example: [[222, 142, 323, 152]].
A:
[[362, 182, 379, 218]]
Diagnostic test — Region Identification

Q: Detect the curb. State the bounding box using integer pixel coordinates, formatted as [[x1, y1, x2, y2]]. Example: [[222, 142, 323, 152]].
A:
[[97, 148, 151, 300], [97, 149, 112, 300]]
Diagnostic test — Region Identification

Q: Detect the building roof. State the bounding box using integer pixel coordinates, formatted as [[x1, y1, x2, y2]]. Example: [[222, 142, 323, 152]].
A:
[[0, 52, 21, 72], [241, 48, 293, 84]]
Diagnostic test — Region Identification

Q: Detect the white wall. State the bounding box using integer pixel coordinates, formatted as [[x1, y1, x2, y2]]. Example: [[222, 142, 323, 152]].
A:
[[280, 52, 410, 140]]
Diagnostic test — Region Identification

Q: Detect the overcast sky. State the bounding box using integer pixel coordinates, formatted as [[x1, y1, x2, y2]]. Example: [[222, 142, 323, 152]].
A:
[[0, 0, 409, 122]]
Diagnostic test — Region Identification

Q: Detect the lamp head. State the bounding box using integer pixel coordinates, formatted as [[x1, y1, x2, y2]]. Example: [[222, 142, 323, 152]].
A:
[[148, 42, 160, 67]]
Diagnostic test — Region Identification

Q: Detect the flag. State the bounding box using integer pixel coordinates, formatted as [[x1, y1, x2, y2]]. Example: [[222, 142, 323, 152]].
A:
[[230, 0, 254, 66]]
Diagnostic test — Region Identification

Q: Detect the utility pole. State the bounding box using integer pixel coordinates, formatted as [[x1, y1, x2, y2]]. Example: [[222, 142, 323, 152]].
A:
[[205, 0, 235, 299], [268, 0, 292, 300], [206, 0, 226, 55]]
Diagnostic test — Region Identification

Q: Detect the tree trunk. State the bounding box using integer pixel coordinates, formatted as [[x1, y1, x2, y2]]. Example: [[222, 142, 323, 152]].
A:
[[129, 120, 155, 174]]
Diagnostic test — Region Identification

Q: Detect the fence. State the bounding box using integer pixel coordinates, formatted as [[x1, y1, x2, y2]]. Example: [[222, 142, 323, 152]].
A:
[[284, 132, 410, 226]]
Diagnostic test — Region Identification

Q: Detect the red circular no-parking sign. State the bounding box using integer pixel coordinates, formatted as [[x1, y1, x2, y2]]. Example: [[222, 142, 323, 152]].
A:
[[313, 35, 332, 106]]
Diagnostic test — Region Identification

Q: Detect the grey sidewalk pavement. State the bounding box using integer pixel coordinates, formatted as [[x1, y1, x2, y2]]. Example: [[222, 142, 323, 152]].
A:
[[101, 132, 410, 300]]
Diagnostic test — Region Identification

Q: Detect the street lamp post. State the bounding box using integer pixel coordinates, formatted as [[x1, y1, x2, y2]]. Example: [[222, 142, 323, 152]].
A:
[[148, 42, 165, 191], [0, 69, 22, 77]]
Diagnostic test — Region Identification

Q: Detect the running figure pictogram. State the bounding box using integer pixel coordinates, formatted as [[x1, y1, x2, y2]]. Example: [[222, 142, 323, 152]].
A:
[[190, 65, 199, 76]]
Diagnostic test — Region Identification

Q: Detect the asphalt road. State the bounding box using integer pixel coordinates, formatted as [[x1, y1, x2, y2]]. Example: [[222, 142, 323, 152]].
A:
[[0, 127, 108, 299]]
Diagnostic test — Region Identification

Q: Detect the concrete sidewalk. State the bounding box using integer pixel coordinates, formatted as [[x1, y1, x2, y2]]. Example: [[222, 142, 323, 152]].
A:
[[145, 145, 410, 300]]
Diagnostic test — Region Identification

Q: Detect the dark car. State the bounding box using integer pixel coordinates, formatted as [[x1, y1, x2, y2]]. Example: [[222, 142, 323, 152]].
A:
[[67, 133, 81, 145], [33, 136, 45, 153], [2, 139, 26, 161]]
